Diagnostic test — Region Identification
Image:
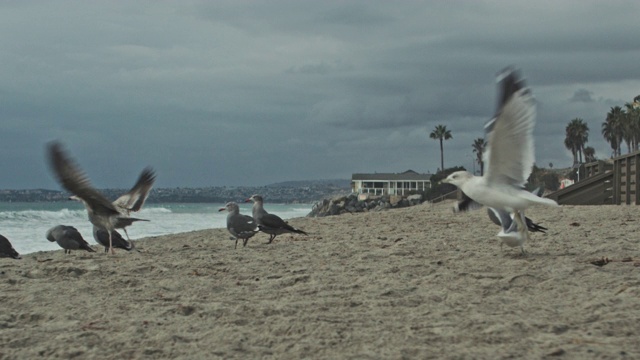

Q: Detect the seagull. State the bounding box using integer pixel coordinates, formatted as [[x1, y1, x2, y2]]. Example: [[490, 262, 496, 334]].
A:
[[92, 226, 138, 253], [486, 206, 548, 251], [70, 166, 156, 241], [246, 194, 308, 244], [0, 234, 21, 259], [218, 202, 259, 249], [46, 141, 150, 254], [46, 225, 96, 254], [442, 68, 558, 254], [454, 188, 548, 252]]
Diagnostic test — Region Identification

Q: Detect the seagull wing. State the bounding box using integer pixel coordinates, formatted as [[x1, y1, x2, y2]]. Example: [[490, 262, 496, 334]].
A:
[[113, 167, 156, 214], [229, 214, 259, 237], [483, 68, 536, 187], [47, 142, 120, 217], [259, 213, 290, 230]]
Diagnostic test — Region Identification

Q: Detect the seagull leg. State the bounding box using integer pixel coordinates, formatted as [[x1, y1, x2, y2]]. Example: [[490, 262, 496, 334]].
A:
[[234, 238, 238, 249], [513, 211, 528, 256], [243, 238, 249, 247], [267, 234, 276, 244], [108, 230, 114, 255]]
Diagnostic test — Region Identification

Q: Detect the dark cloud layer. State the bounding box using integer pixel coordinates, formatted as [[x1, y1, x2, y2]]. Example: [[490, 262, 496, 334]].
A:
[[0, 1, 639, 189]]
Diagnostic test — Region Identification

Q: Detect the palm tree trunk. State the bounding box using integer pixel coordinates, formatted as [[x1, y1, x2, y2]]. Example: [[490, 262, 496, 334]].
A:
[[579, 147, 584, 163], [439, 138, 444, 172]]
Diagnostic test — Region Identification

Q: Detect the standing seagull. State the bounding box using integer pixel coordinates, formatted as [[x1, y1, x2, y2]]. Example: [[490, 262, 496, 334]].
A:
[[0, 234, 21, 259], [486, 207, 547, 251], [46, 141, 150, 254], [218, 202, 259, 249], [92, 226, 137, 253], [442, 68, 558, 254], [246, 195, 308, 244], [71, 167, 156, 241], [46, 225, 95, 254]]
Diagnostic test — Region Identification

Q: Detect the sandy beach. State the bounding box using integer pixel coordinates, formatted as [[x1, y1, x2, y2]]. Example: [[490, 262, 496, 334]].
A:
[[1, 201, 639, 359]]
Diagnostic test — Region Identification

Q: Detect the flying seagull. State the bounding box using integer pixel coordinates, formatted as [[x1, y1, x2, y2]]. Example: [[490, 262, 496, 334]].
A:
[[0, 234, 21, 259], [46, 141, 150, 254], [70, 167, 156, 241], [246, 194, 308, 244], [218, 202, 259, 249], [92, 226, 138, 253], [46, 225, 95, 254], [442, 68, 558, 254]]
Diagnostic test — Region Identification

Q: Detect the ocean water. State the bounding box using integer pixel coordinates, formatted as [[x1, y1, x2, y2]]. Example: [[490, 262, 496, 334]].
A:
[[0, 202, 311, 255]]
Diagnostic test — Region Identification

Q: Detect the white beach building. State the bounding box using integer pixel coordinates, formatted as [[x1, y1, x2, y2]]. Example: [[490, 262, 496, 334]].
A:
[[351, 170, 432, 196]]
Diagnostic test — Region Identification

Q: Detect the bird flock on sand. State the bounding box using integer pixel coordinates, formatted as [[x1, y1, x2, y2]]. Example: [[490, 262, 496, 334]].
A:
[[0, 67, 558, 260]]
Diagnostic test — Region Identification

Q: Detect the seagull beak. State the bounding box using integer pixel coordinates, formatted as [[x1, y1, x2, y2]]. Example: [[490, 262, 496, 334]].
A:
[[218, 207, 226, 212], [244, 198, 252, 203], [442, 178, 450, 184]]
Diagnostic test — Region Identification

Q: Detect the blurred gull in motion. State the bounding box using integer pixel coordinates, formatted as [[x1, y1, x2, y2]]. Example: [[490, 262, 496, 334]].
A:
[[443, 68, 558, 254], [46, 141, 151, 254], [70, 167, 156, 241]]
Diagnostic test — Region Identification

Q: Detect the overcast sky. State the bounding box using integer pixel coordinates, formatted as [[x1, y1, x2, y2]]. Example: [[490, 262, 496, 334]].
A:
[[1, 1, 639, 189]]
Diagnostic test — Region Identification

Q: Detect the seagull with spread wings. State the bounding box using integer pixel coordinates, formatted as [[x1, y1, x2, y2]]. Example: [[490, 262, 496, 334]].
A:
[[443, 68, 558, 254], [70, 166, 155, 241], [46, 141, 152, 254]]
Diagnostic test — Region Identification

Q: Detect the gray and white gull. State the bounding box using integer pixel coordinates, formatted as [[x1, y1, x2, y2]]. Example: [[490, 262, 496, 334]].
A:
[[443, 68, 558, 254], [454, 187, 549, 250], [70, 166, 156, 242], [46, 141, 151, 254], [247, 195, 308, 244], [46, 225, 95, 254], [219, 202, 259, 249], [92, 226, 137, 253]]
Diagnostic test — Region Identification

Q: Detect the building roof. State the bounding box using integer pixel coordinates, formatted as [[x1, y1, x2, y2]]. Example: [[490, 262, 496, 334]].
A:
[[351, 170, 432, 181]]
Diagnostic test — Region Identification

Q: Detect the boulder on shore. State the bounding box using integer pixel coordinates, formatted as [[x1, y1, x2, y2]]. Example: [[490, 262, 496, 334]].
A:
[[307, 193, 425, 217]]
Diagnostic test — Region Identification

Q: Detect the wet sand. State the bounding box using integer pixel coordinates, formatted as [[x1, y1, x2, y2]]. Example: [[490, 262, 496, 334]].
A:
[[1, 202, 639, 359]]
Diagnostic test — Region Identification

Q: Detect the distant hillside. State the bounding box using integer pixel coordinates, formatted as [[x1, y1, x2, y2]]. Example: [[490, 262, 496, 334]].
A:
[[0, 179, 352, 204]]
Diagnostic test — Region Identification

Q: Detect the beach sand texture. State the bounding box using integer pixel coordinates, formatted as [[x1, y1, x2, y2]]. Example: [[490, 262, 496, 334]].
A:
[[1, 202, 639, 359]]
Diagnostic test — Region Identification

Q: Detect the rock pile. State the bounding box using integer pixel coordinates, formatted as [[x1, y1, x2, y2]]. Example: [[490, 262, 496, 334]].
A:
[[307, 193, 424, 217]]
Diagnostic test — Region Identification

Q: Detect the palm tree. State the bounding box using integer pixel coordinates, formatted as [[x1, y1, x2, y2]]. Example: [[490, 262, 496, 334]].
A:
[[471, 138, 487, 176], [602, 106, 624, 157], [429, 125, 452, 172], [564, 136, 578, 164], [565, 118, 589, 164], [584, 146, 596, 162], [624, 102, 640, 151]]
